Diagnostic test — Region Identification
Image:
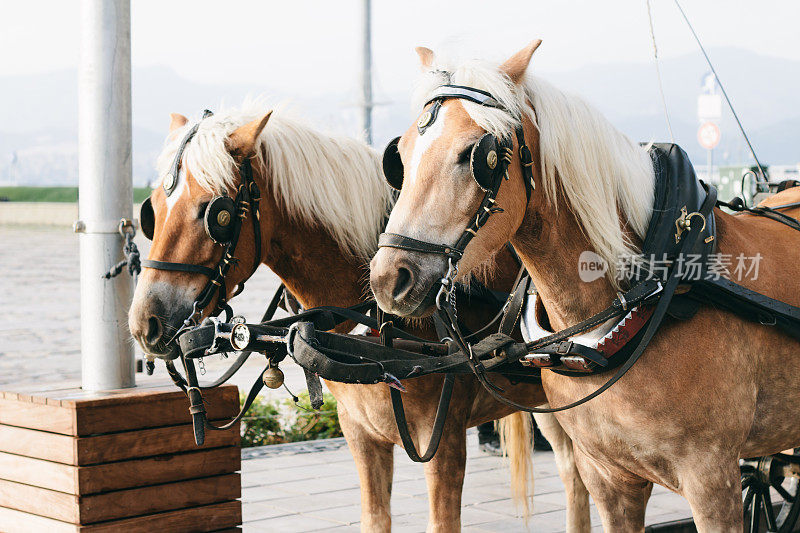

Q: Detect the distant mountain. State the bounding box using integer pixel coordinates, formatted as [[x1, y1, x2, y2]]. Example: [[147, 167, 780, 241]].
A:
[[1, 47, 797, 186]]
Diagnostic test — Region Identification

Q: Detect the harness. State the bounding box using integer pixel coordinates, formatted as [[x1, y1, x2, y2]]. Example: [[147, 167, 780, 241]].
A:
[[138, 111, 266, 444], [139, 111, 263, 331], [168, 89, 800, 457]]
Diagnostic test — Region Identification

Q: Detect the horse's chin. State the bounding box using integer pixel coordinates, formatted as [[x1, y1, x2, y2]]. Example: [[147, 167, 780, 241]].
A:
[[377, 280, 440, 319], [134, 336, 181, 361]]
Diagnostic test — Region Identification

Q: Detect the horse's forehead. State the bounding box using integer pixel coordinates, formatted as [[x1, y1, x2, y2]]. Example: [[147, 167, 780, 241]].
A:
[[155, 167, 203, 221], [404, 101, 482, 186]]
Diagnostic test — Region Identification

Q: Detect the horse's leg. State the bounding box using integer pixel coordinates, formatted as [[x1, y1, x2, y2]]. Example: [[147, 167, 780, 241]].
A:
[[679, 459, 743, 532], [533, 412, 591, 533], [574, 448, 650, 533], [338, 402, 394, 533], [422, 421, 468, 533]]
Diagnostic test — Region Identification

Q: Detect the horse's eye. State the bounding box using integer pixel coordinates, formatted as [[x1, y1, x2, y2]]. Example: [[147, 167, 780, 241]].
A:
[[456, 145, 473, 166], [197, 202, 209, 219]]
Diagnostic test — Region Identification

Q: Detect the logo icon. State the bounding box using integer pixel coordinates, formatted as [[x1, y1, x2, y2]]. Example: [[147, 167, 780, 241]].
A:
[[578, 251, 607, 282]]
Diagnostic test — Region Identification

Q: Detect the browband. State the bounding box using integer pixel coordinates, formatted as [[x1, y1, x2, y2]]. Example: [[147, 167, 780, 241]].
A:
[[426, 85, 503, 109]]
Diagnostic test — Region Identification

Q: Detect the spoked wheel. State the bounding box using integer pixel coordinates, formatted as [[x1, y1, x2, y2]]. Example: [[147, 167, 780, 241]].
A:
[[741, 450, 800, 532]]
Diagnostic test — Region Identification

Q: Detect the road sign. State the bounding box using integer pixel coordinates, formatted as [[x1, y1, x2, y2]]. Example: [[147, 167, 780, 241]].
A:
[[697, 121, 721, 150]]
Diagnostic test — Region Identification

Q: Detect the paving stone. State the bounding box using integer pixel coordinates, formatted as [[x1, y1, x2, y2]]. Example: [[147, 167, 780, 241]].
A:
[[242, 501, 293, 522], [245, 513, 342, 532], [305, 503, 362, 526]]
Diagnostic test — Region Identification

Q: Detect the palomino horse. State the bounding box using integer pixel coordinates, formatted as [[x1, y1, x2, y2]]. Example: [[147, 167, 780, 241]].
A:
[[370, 41, 800, 532], [127, 105, 590, 532]]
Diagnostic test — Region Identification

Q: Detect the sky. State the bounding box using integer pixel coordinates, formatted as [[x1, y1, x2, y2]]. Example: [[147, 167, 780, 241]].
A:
[[2, 0, 799, 101]]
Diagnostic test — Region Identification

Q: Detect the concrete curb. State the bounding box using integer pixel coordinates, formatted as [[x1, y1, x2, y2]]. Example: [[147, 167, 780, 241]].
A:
[[0, 202, 142, 227]]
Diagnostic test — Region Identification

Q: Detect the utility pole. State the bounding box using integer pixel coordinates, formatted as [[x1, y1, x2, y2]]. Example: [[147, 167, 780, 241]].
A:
[[360, 0, 373, 145], [77, 0, 135, 390]]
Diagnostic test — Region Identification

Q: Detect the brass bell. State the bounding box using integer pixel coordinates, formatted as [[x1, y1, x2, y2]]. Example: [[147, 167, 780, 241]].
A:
[[262, 366, 285, 389], [217, 210, 231, 226]]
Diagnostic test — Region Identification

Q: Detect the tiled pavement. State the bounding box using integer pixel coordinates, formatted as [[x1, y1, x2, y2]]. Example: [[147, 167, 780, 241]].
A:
[[240, 432, 694, 532], [1, 226, 695, 531]]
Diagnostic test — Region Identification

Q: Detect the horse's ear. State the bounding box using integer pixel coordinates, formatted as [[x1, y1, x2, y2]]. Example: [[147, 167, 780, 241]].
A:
[[169, 113, 189, 132], [415, 46, 435, 70], [226, 112, 272, 160], [500, 39, 542, 84]]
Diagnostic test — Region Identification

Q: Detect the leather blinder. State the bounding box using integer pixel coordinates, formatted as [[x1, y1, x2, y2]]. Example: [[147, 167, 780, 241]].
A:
[[204, 195, 237, 244], [470, 133, 500, 191], [140, 196, 155, 240], [382, 136, 404, 190]]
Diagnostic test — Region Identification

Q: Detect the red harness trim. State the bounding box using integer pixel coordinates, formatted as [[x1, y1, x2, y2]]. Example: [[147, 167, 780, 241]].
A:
[[595, 305, 655, 357]]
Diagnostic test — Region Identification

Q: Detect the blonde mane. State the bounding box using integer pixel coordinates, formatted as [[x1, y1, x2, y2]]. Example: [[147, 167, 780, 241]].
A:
[[156, 101, 395, 259], [413, 57, 656, 284]]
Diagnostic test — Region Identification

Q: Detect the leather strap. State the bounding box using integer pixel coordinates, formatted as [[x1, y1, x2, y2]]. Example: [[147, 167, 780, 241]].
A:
[[378, 233, 463, 259], [141, 259, 216, 278], [390, 374, 455, 463], [426, 85, 503, 108]]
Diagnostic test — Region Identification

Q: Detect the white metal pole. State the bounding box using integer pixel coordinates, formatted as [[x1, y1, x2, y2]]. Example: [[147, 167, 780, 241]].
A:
[[78, 0, 134, 390], [360, 0, 373, 145]]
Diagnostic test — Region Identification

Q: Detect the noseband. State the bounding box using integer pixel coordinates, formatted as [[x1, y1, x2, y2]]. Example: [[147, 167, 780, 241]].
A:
[[139, 110, 263, 336], [378, 85, 535, 310]]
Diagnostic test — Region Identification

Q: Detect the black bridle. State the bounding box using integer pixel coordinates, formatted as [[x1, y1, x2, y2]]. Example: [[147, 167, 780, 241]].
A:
[[378, 85, 535, 380], [140, 111, 263, 338]]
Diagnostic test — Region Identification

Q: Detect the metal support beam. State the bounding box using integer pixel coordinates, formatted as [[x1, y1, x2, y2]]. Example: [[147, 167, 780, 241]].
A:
[[78, 0, 134, 390], [360, 0, 373, 145]]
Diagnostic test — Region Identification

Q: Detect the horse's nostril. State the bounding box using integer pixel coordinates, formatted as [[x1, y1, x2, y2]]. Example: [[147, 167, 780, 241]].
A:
[[145, 316, 163, 345], [392, 267, 415, 301]]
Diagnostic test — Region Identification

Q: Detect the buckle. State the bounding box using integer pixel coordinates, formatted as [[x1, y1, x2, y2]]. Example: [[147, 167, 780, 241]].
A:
[[555, 341, 573, 355]]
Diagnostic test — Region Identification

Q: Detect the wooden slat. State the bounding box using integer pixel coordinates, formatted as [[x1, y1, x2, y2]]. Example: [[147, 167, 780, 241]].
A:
[[0, 425, 75, 463], [80, 473, 241, 524], [0, 420, 239, 466], [0, 478, 78, 522], [0, 451, 76, 492], [0, 397, 74, 434], [0, 446, 239, 495], [79, 501, 241, 532], [0, 501, 242, 533], [0, 385, 238, 436], [74, 386, 239, 435], [75, 422, 239, 465], [0, 506, 78, 533], [77, 446, 240, 494], [0, 473, 240, 524]]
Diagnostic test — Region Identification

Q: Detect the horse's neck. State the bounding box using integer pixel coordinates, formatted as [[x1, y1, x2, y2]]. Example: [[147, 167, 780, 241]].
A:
[[511, 196, 618, 331], [260, 199, 367, 311]]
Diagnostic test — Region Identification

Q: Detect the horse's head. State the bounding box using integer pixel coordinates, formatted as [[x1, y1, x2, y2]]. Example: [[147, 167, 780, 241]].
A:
[[129, 111, 272, 359], [370, 41, 542, 317]]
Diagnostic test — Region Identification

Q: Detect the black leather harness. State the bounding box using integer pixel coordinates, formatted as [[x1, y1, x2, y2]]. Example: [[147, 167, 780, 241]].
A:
[[140, 111, 263, 326], [171, 88, 800, 457]]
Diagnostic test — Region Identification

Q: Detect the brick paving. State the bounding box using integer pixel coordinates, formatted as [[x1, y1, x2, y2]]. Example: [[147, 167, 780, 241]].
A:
[[0, 225, 694, 531], [240, 433, 694, 532]]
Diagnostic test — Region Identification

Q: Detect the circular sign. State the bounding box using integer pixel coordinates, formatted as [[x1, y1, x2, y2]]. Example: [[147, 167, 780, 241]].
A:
[[230, 324, 251, 351], [697, 122, 721, 150]]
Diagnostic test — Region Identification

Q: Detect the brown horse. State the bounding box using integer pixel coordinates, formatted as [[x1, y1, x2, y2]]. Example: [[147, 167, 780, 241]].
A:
[[370, 41, 800, 532], [127, 105, 590, 532]]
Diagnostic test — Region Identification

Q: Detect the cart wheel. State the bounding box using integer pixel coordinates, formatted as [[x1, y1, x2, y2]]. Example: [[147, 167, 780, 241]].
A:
[[741, 450, 800, 532]]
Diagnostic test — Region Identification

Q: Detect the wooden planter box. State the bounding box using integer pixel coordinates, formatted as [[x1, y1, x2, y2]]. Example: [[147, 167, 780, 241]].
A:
[[0, 382, 241, 532]]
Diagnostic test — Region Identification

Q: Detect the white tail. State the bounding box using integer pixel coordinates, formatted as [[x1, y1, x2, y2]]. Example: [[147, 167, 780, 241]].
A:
[[499, 412, 533, 519]]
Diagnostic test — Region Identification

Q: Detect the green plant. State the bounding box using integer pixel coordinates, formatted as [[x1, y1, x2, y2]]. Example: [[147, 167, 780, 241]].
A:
[[239, 394, 283, 448], [239, 391, 342, 448], [282, 392, 343, 442]]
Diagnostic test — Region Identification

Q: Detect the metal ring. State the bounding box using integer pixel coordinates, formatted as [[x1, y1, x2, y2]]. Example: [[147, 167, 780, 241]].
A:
[[285, 322, 300, 359], [117, 218, 136, 237], [685, 211, 707, 233]]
